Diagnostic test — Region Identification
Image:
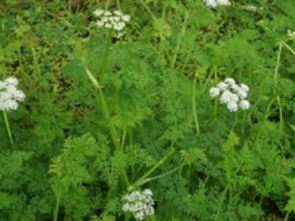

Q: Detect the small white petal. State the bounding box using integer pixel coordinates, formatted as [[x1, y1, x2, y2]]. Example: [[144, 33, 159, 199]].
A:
[[227, 102, 238, 112], [240, 83, 249, 92], [93, 9, 104, 16], [216, 0, 231, 6], [217, 82, 228, 91], [224, 77, 235, 85], [204, 0, 218, 8], [220, 90, 232, 104], [4, 77, 18, 86], [209, 87, 220, 98], [239, 100, 250, 110], [237, 89, 247, 99]]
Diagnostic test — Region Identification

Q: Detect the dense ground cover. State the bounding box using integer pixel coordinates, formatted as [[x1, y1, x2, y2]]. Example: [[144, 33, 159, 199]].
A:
[[1, 0, 295, 220]]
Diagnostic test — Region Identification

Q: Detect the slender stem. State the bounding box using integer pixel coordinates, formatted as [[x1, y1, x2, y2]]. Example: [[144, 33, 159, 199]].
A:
[[30, 45, 41, 78], [85, 68, 120, 151], [255, 97, 275, 141], [170, 13, 189, 69], [216, 185, 230, 219], [277, 96, 284, 134], [128, 148, 174, 191], [274, 43, 282, 84], [105, 0, 111, 9], [121, 129, 127, 150], [3, 111, 14, 149], [284, 211, 291, 221], [116, 0, 121, 9], [101, 31, 112, 73], [85, 68, 130, 187], [139, 0, 157, 20], [68, 0, 71, 12], [138, 167, 179, 186], [281, 41, 295, 56], [192, 74, 200, 136], [53, 195, 61, 221]]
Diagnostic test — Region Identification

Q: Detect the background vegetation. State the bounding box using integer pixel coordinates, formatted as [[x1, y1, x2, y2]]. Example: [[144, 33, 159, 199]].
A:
[[0, 0, 295, 220]]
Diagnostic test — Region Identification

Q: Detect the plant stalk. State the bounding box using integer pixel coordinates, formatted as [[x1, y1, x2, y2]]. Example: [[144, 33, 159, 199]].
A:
[[3, 110, 14, 149], [53, 195, 61, 221], [128, 148, 174, 191], [192, 73, 200, 136]]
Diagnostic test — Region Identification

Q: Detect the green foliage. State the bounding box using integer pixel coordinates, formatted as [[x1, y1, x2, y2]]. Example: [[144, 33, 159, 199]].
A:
[[1, 0, 295, 220]]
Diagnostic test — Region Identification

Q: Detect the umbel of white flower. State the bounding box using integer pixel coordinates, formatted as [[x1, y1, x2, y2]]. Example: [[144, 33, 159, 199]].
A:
[[203, 0, 230, 8], [122, 189, 155, 221], [0, 77, 25, 111], [93, 9, 130, 37], [209, 78, 250, 112]]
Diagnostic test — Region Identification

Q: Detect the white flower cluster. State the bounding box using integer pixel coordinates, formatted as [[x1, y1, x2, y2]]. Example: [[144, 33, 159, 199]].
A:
[[0, 77, 25, 111], [122, 189, 155, 220], [203, 0, 231, 8], [209, 78, 250, 112], [93, 9, 130, 37]]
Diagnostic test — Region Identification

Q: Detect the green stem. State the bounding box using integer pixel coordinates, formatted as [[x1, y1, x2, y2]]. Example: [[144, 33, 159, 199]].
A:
[[3, 111, 14, 149], [216, 185, 230, 219], [170, 13, 189, 69], [277, 96, 284, 134], [284, 211, 291, 221], [138, 167, 179, 186], [274, 42, 282, 84], [85, 68, 130, 187], [30, 45, 41, 78], [128, 148, 174, 191], [85, 68, 120, 151], [101, 31, 112, 73], [139, 0, 157, 20], [255, 97, 275, 141], [192, 73, 200, 136], [281, 41, 295, 56], [53, 195, 61, 221]]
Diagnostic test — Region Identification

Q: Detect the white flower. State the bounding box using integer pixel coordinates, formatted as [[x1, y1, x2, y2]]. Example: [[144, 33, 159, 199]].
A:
[[204, 0, 218, 8], [203, 0, 230, 8], [209, 78, 250, 112], [143, 189, 153, 196], [227, 101, 238, 112], [122, 14, 131, 22], [209, 87, 220, 98], [217, 82, 228, 91], [0, 77, 25, 111], [4, 77, 18, 86], [122, 189, 155, 221], [229, 93, 239, 103], [237, 89, 247, 99], [93, 9, 104, 16], [220, 90, 233, 104], [216, 0, 231, 6], [104, 11, 112, 16], [244, 5, 257, 12], [240, 83, 249, 92], [96, 21, 104, 27], [224, 77, 235, 85], [93, 8, 130, 38], [239, 100, 250, 110]]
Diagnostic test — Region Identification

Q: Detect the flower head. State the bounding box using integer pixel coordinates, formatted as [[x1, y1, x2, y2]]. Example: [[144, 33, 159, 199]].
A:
[[209, 78, 250, 112], [203, 0, 230, 8], [93, 8, 130, 38], [122, 189, 155, 220], [0, 77, 25, 111]]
